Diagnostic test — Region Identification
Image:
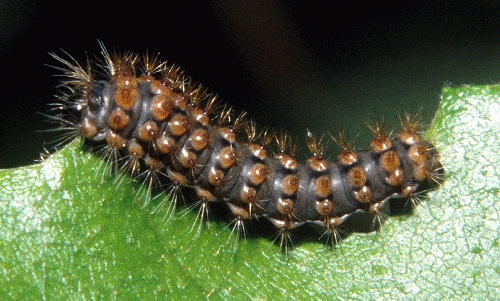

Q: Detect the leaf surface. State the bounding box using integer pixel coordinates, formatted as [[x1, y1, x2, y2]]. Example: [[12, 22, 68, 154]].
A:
[[1, 85, 499, 300]]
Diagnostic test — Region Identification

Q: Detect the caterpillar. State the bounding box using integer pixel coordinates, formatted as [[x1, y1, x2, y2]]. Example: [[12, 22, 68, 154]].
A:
[[48, 42, 443, 251]]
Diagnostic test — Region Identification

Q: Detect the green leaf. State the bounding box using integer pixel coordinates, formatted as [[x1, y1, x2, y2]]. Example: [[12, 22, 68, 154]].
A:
[[1, 85, 499, 300]]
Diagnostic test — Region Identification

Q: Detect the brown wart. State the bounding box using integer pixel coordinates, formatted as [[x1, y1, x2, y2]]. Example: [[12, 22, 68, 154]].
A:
[[218, 127, 236, 144], [178, 149, 198, 169], [353, 185, 372, 203], [379, 150, 400, 173], [385, 169, 405, 186], [167, 114, 188, 137], [138, 121, 160, 142], [150, 94, 173, 121], [347, 166, 367, 189], [126, 140, 144, 158], [333, 131, 358, 166], [190, 107, 210, 126], [338, 149, 358, 166], [368, 120, 392, 153], [144, 154, 164, 172], [80, 118, 98, 139], [114, 74, 139, 110], [106, 131, 126, 149], [247, 143, 268, 161], [315, 199, 334, 217], [155, 133, 176, 154], [314, 175, 332, 199], [218, 146, 237, 169], [281, 174, 300, 196], [189, 128, 210, 152], [408, 144, 428, 165], [275, 153, 298, 170], [108, 107, 130, 131], [248, 163, 268, 186]]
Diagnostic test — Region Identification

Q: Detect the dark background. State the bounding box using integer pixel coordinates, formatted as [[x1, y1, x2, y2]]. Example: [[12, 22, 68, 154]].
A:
[[0, 0, 498, 168]]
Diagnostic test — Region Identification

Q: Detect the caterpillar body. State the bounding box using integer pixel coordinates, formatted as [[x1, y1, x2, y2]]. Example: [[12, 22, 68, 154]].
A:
[[49, 43, 442, 250]]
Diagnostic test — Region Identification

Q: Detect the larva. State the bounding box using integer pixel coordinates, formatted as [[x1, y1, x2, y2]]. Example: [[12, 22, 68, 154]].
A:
[[48, 42, 443, 250]]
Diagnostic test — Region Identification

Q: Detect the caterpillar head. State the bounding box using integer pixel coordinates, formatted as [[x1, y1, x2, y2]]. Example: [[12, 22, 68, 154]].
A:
[[78, 80, 112, 141]]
